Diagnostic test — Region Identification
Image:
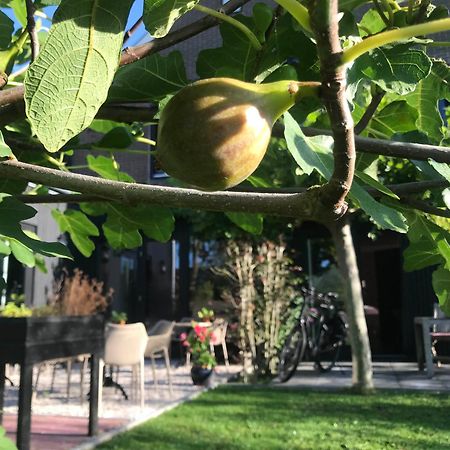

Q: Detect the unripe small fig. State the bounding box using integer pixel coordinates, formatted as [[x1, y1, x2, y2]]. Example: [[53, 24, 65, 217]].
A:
[[156, 77, 318, 191]]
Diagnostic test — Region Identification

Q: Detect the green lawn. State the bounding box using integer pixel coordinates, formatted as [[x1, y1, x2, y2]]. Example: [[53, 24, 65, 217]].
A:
[[97, 386, 450, 450]]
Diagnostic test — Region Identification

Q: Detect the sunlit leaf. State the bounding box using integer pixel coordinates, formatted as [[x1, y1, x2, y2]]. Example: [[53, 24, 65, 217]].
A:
[[143, 0, 198, 38], [52, 209, 99, 257], [25, 0, 134, 152], [284, 112, 407, 232]]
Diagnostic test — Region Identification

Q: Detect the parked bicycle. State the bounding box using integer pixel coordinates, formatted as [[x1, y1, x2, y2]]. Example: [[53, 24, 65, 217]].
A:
[[278, 288, 348, 382]]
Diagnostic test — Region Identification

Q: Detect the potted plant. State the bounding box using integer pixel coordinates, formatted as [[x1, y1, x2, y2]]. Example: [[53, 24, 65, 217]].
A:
[[197, 307, 215, 323], [110, 310, 128, 325], [181, 321, 217, 385], [0, 302, 32, 318]]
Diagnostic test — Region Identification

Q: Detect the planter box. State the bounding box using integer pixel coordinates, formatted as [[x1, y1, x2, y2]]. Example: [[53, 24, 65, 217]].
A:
[[0, 315, 105, 450], [0, 315, 105, 364]]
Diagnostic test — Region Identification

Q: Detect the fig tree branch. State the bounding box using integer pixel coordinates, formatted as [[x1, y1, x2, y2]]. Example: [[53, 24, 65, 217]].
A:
[[0, 159, 341, 222], [0, 102, 158, 127], [120, 0, 251, 65], [354, 91, 385, 135], [12, 179, 449, 223], [399, 197, 450, 218], [308, 0, 355, 215], [4, 114, 450, 163], [25, 0, 39, 60], [232, 180, 449, 195], [302, 128, 450, 164]]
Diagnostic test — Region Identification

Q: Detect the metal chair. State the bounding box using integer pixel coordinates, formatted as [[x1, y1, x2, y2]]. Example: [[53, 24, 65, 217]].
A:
[[431, 304, 450, 366], [145, 320, 175, 396], [101, 322, 148, 409]]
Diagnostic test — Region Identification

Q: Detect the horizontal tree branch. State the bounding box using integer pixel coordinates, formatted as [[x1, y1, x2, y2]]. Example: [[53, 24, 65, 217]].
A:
[[0, 101, 158, 127], [302, 127, 450, 163], [233, 180, 449, 195], [399, 197, 450, 218], [0, 160, 341, 221], [15, 180, 449, 203], [384, 180, 449, 195], [120, 0, 251, 65]]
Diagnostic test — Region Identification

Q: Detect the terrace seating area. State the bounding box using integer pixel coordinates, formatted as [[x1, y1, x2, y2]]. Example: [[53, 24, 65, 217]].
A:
[[0, 315, 236, 450], [2, 358, 237, 450]]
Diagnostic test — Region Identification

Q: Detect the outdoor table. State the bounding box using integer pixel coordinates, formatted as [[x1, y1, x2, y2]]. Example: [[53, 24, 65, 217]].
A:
[[0, 316, 104, 450], [414, 316, 450, 378]]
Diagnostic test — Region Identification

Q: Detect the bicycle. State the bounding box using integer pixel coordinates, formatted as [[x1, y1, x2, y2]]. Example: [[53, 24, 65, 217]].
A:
[[278, 288, 348, 383]]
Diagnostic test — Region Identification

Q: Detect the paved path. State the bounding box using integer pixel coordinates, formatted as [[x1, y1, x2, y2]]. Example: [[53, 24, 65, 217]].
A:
[[274, 361, 450, 392], [3, 362, 237, 450], [3, 361, 450, 449]]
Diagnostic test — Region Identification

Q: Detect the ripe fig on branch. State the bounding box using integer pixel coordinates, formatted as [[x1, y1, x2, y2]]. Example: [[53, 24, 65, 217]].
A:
[[156, 77, 320, 191]]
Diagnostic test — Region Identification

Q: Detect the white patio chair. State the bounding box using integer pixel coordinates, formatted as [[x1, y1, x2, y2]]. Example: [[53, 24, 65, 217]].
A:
[[210, 318, 230, 369], [145, 320, 175, 396], [101, 322, 148, 409]]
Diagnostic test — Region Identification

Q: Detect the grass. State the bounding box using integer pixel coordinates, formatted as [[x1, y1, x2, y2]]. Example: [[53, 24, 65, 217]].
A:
[[97, 386, 450, 450]]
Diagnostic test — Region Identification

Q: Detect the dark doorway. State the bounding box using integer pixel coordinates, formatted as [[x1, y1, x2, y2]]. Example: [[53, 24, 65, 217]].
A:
[[375, 248, 403, 354]]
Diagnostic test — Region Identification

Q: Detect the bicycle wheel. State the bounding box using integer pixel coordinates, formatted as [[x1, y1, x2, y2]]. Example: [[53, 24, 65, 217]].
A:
[[278, 326, 306, 382], [314, 320, 344, 373]]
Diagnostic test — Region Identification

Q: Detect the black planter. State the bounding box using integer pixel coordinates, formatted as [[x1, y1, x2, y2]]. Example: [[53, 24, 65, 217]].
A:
[[0, 315, 105, 450], [0, 315, 105, 364], [190, 366, 213, 385]]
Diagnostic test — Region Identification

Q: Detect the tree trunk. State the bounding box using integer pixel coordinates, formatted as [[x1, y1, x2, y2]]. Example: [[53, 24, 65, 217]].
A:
[[328, 215, 374, 393]]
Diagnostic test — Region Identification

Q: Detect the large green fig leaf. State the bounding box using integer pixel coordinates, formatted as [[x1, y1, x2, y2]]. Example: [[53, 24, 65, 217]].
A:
[[52, 209, 99, 257], [108, 51, 188, 102], [104, 204, 175, 248], [402, 210, 450, 271], [284, 113, 407, 232], [405, 60, 450, 144], [403, 241, 443, 271], [225, 212, 263, 235], [197, 13, 317, 82], [80, 155, 175, 248], [24, 0, 133, 152], [367, 101, 418, 139], [0, 195, 72, 264], [197, 15, 259, 81], [143, 0, 198, 38], [348, 45, 432, 96], [87, 155, 134, 182]]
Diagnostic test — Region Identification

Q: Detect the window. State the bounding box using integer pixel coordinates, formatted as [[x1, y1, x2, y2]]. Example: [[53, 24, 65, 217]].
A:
[[221, 0, 242, 13], [147, 124, 169, 180]]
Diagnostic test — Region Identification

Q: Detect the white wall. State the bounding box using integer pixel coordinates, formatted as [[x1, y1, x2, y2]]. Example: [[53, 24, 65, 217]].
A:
[[22, 202, 67, 307]]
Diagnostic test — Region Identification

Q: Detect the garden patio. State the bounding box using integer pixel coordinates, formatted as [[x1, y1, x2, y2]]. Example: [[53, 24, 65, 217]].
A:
[[2, 361, 450, 449]]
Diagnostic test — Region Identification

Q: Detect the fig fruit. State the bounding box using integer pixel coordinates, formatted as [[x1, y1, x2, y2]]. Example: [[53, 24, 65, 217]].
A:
[[156, 77, 318, 191]]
